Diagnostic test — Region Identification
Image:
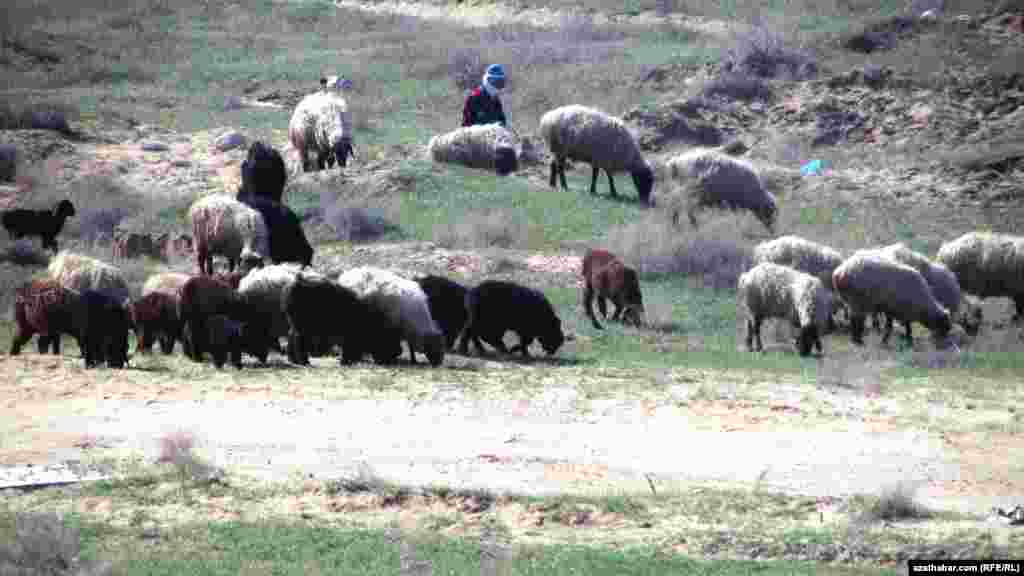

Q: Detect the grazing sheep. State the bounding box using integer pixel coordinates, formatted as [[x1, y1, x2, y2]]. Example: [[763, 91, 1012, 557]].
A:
[[177, 274, 262, 363], [187, 194, 269, 275], [832, 253, 952, 346], [206, 314, 247, 369], [936, 231, 1024, 322], [666, 148, 776, 232], [48, 251, 131, 304], [237, 140, 287, 204], [237, 263, 316, 357], [1, 199, 76, 251], [753, 235, 845, 328], [415, 275, 470, 350], [161, 233, 194, 261], [539, 104, 654, 205], [336, 266, 445, 366], [283, 274, 404, 366], [236, 195, 314, 268], [289, 90, 354, 172], [737, 262, 831, 356], [860, 243, 982, 335], [11, 278, 84, 356], [428, 124, 519, 176], [112, 229, 164, 261], [128, 292, 182, 354], [581, 248, 645, 330], [78, 289, 132, 368], [457, 280, 566, 358], [11, 279, 130, 368], [142, 272, 191, 298]]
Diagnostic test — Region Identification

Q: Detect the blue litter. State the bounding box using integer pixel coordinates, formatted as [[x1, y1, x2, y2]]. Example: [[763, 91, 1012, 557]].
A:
[[800, 159, 823, 176]]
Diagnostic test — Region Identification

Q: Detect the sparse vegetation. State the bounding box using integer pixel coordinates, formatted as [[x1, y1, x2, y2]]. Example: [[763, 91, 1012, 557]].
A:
[[1, 0, 1024, 572]]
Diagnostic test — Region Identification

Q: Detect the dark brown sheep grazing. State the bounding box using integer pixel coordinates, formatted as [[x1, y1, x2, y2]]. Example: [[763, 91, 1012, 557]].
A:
[[283, 275, 403, 366], [11, 278, 84, 356], [177, 275, 256, 362], [79, 289, 131, 368], [128, 292, 182, 354], [415, 275, 470, 350], [206, 314, 246, 369], [2, 199, 76, 251], [581, 248, 645, 330]]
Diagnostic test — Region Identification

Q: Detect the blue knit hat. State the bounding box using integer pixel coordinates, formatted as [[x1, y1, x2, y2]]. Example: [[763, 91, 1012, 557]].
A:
[[485, 64, 506, 80]]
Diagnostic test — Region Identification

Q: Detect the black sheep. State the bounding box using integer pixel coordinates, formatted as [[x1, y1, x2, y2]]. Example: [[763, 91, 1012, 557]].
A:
[[283, 276, 403, 366], [1, 199, 76, 251], [237, 141, 287, 204], [457, 280, 565, 358], [78, 289, 131, 369], [415, 274, 469, 350], [236, 196, 314, 268], [206, 314, 247, 369]]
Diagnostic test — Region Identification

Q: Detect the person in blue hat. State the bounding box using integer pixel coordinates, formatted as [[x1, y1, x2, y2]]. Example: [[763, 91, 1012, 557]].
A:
[[462, 64, 508, 128]]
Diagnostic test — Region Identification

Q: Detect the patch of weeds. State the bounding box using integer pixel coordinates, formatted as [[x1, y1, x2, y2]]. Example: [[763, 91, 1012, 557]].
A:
[[433, 209, 530, 250], [155, 430, 223, 484], [599, 494, 648, 518], [607, 211, 754, 290], [319, 192, 403, 243], [0, 512, 113, 576], [700, 71, 774, 102], [852, 483, 931, 523], [534, 494, 595, 527], [326, 463, 412, 507], [723, 24, 818, 80]]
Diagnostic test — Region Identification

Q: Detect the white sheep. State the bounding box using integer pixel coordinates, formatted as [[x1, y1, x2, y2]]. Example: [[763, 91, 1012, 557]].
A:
[[753, 236, 842, 287], [832, 253, 953, 346], [859, 243, 982, 335], [142, 272, 191, 298], [539, 104, 654, 205], [48, 250, 131, 304], [428, 124, 519, 176], [289, 90, 354, 172], [187, 194, 269, 275], [665, 148, 777, 232], [237, 263, 325, 354], [336, 266, 445, 366], [737, 262, 832, 356], [936, 231, 1024, 322]]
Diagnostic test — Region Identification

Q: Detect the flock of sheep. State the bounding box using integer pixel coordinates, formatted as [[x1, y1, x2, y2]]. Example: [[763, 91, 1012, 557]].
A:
[[3, 77, 1023, 369]]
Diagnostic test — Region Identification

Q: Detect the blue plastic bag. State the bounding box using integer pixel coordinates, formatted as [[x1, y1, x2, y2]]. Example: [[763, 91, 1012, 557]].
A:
[[800, 159, 823, 176]]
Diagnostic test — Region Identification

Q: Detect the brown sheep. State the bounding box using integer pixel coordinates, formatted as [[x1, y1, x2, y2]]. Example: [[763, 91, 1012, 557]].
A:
[[128, 292, 182, 354], [11, 278, 84, 356], [581, 248, 645, 330]]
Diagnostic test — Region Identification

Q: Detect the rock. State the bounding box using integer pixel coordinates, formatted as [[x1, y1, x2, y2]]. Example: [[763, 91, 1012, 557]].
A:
[[213, 130, 246, 152], [140, 141, 169, 152], [720, 139, 749, 156], [223, 95, 244, 111]]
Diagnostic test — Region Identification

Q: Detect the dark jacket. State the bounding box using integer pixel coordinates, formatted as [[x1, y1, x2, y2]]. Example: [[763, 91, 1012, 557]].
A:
[[462, 86, 507, 128]]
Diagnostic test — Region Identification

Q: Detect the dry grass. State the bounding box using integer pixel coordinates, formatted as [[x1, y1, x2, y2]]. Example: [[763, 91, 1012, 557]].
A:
[[155, 429, 223, 484], [433, 208, 531, 250]]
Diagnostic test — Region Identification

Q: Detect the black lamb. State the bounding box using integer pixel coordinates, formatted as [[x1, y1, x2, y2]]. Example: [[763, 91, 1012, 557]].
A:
[[1, 199, 76, 251], [236, 141, 287, 204], [416, 274, 470, 350]]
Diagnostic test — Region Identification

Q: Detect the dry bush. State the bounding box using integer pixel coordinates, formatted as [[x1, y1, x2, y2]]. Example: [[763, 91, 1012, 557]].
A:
[[606, 210, 755, 290], [319, 193, 402, 243], [699, 71, 774, 102], [433, 209, 530, 250], [0, 512, 113, 576], [156, 430, 222, 483], [857, 483, 931, 523], [723, 24, 818, 80]]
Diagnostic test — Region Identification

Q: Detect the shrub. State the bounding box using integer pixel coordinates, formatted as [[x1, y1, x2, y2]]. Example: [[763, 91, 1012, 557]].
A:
[[700, 71, 773, 102], [723, 24, 817, 80], [320, 193, 401, 243], [433, 209, 529, 250], [607, 211, 755, 290]]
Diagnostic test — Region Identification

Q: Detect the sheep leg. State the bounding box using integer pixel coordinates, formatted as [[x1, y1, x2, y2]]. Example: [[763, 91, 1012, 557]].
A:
[[548, 161, 558, 188], [1014, 295, 1024, 322], [482, 332, 509, 355], [881, 316, 894, 345], [404, 340, 417, 364], [589, 165, 600, 196], [606, 169, 618, 198], [902, 321, 913, 344], [597, 296, 608, 320], [514, 335, 534, 358], [583, 284, 603, 330], [850, 314, 866, 345], [212, 348, 226, 369], [231, 343, 243, 369], [36, 335, 50, 354], [159, 334, 175, 355], [10, 329, 33, 355], [610, 299, 623, 321]]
